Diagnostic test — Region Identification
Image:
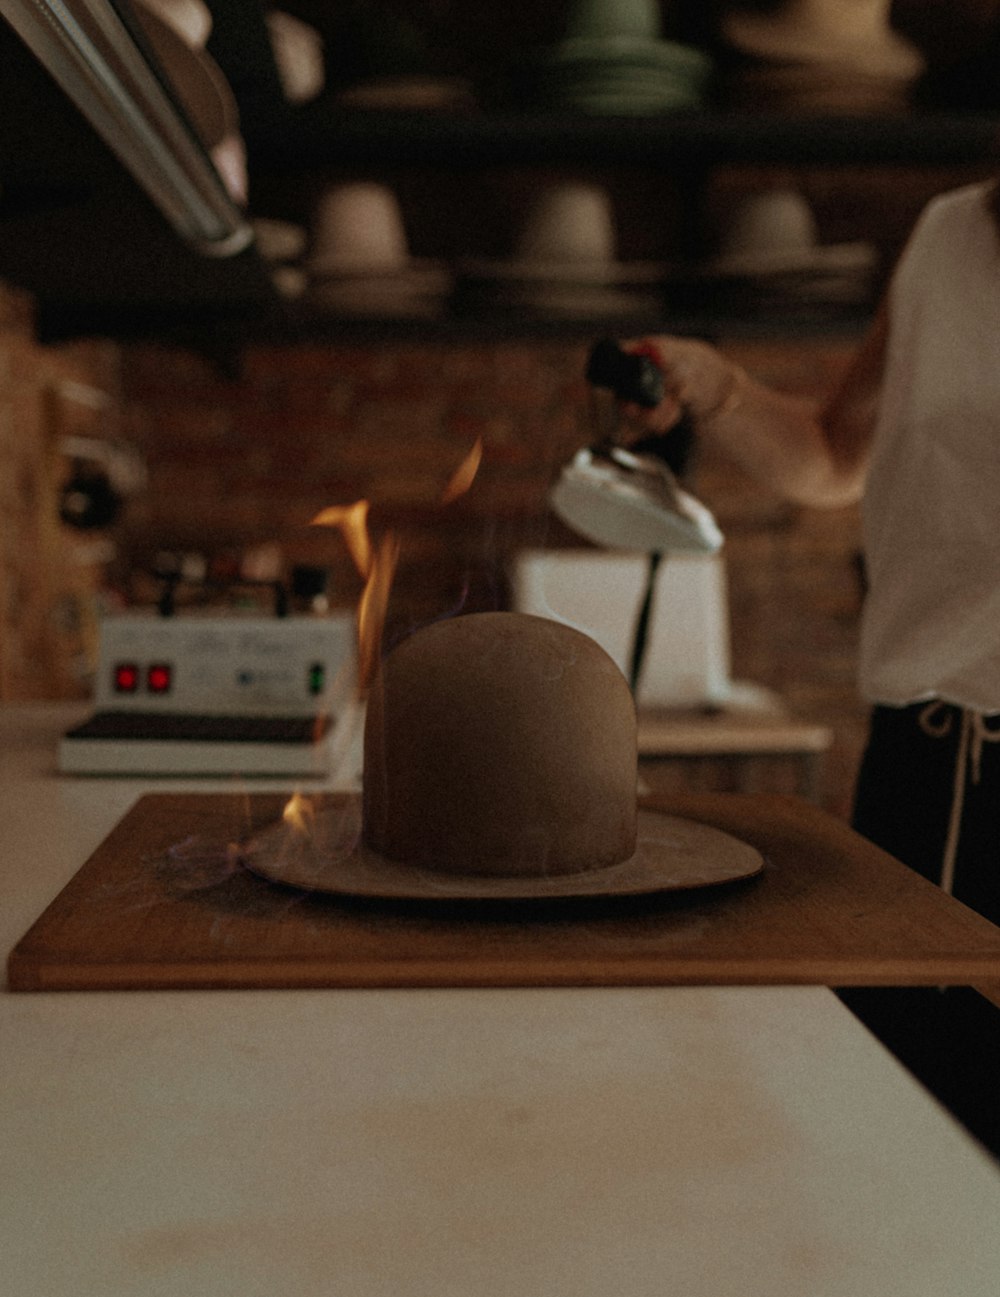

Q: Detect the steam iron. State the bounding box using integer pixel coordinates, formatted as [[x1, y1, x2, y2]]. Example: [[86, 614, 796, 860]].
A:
[[549, 339, 723, 555]]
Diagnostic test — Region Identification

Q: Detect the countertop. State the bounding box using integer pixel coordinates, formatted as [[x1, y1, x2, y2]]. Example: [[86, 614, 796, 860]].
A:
[[2, 703, 999, 1296]]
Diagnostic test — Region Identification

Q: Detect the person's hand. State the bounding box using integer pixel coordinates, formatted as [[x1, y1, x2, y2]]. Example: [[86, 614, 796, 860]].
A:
[[620, 336, 744, 436]]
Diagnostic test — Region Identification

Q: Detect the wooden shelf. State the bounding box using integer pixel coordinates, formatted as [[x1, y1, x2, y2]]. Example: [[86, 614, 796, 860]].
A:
[[35, 292, 875, 348], [248, 107, 1000, 174], [3, 0, 998, 345]]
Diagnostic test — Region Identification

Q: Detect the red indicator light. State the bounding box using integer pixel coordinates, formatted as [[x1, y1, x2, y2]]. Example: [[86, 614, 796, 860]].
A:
[[147, 663, 173, 694], [114, 663, 139, 693]]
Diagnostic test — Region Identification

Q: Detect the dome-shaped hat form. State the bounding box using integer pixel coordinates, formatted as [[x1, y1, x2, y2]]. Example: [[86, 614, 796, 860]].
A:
[[244, 612, 764, 902], [368, 612, 640, 876], [364, 612, 638, 878]]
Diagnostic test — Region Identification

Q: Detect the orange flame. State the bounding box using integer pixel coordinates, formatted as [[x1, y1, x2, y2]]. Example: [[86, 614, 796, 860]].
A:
[[286, 443, 480, 831], [310, 497, 398, 695], [440, 438, 483, 504], [282, 790, 316, 836], [357, 533, 400, 692], [311, 499, 372, 575], [310, 439, 479, 697]]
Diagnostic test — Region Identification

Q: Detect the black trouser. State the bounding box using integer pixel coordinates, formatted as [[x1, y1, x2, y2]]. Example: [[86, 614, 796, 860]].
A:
[[838, 702, 1000, 1159]]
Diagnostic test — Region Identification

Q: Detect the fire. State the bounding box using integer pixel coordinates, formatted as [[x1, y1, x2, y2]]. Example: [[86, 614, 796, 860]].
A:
[[440, 437, 483, 504], [311, 497, 397, 695], [282, 441, 482, 837], [282, 790, 316, 836], [310, 441, 479, 694], [310, 499, 372, 575], [356, 533, 400, 691]]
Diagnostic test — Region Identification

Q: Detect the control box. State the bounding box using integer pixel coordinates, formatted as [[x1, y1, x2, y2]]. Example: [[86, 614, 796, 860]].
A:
[[60, 612, 358, 776], [92, 612, 355, 715]]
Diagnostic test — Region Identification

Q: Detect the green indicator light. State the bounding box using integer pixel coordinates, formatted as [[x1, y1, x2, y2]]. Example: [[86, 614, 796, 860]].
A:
[[308, 662, 326, 695]]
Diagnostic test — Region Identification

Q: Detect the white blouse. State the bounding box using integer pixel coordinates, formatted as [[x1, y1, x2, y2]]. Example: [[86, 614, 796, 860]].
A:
[[858, 181, 1000, 715]]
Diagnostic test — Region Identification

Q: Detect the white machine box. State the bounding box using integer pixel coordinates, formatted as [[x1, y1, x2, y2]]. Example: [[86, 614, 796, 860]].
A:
[[510, 549, 732, 708], [60, 612, 357, 776]]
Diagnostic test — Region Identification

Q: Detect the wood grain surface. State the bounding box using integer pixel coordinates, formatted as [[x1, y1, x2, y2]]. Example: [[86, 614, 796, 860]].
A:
[[8, 790, 1000, 992]]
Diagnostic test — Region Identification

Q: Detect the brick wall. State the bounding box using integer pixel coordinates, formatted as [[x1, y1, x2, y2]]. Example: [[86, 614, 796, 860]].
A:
[[119, 333, 868, 813], [0, 287, 865, 808], [0, 284, 122, 699]]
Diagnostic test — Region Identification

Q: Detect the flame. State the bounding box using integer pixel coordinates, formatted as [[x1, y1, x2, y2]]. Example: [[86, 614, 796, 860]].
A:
[[440, 438, 483, 504], [284, 442, 482, 833], [282, 790, 316, 836], [357, 533, 400, 691], [311, 499, 372, 576], [309, 438, 479, 702], [310, 497, 398, 695]]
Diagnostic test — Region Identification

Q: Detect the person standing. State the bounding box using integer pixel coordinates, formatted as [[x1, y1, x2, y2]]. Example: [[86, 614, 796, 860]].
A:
[[624, 178, 1000, 1156]]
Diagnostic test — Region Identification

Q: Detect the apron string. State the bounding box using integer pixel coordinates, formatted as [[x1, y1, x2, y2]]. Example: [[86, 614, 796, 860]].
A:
[[917, 702, 1000, 894]]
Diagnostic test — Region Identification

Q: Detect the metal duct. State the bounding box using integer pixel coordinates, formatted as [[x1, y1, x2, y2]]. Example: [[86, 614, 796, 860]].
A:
[[0, 0, 253, 254]]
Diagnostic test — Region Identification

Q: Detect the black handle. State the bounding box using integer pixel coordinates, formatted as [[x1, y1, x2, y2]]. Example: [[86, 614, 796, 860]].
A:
[[586, 338, 664, 409], [586, 337, 693, 477]]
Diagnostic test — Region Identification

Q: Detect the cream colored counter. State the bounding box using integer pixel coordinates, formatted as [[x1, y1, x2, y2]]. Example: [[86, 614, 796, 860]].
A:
[[2, 705, 999, 1296]]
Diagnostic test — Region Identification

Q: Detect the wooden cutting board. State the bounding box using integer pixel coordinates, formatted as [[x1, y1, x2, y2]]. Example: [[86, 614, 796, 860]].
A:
[[9, 790, 1000, 992]]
